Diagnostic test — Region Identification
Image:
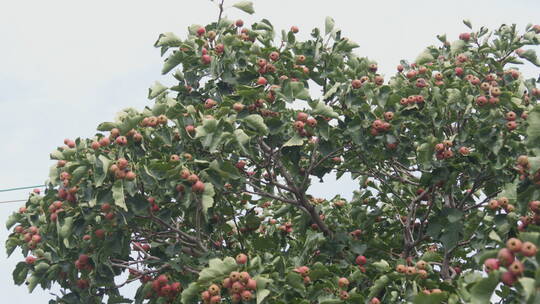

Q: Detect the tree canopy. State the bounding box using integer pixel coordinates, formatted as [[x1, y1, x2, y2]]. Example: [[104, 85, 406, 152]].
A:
[[5, 2, 540, 303]]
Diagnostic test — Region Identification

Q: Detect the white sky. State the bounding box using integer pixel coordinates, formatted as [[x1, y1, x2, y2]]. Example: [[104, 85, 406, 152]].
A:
[[1, 0, 539, 302]]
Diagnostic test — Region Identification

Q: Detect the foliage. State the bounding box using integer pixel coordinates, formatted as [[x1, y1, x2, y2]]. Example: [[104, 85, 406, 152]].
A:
[[5, 2, 540, 303]]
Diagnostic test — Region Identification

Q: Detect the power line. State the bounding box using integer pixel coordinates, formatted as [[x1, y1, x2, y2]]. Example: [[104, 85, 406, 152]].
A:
[[0, 199, 27, 204], [0, 185, 45, 193]]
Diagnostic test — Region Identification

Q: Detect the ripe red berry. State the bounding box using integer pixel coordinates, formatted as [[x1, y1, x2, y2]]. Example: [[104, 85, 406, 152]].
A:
[[257, 77, 267, 86], [459, 32, 471, 41], [196, 27, 206, 36], [201, 54, 212, 65], [236, 253, 248, 265]]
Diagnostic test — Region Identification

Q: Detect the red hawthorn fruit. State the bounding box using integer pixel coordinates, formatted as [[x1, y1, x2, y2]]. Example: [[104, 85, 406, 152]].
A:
[[294, 120, 305, 131], [115, 136, 127, 146], [269, 51, 280, 61], [351, 79, 362, 89], [458, 147, 470, 156], [233, 102, 244, 112], [337, 277, 349, 288], [99, 136, 111, 147], [187, 174, 199, 184], [196, 27, 206, 36], [370, 298, 381, 304], [297, 112, 309, 122], [306, 117, 317, 127], [484, 258, 499, 272], [340, 290, 350, 300], [290, 25, 299, 33], [236, 253, 248, 265], [506, 121, 517, 130], [459, 32, 471, 41], [397, 64, 404, 72], [521, 241, 537, 257], [82, 234, 91, 241], [509, 260, 524, 276], [91, 141, 100, 150], [205, 98, 217, 109], [25, 256, 36, 265], [192, 181, 205, 193], [95, 229, 105, 239], [185, 125, 195, 134], [201, 54, 212, 65], [257, 77, 268, 86], [235, 160, 246, 170], [501, 271, 517, 286], [215, 43, 224, 54], [76, 279, 89, 289], [455, 67, 464, 76], [240, 290, 252, 301], [28, 226, 39, 234], [497, 248, 515, 266], [505, 111, 517, 121], [235, 19, 244, 27], [406, 70, 417, 79], [231, 281, 244, 293], [246, 278, 257, 290]]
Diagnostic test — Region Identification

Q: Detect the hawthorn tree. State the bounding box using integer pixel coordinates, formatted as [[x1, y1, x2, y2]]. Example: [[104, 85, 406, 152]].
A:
[[5, 2, 540, 303]]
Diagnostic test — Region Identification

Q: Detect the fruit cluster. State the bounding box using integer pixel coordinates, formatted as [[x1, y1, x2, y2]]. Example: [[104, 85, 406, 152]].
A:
[[484, 237, 537, 286], [294, 112, 318, 137], [515, 155, 540, 185], [396, 260, 429, 279], [110, 157, 136, 181], [486, 196, 515, 213], [517, 200, 540, 231], [200, 254, 256, 304], [148, 274, 182, 300], [355, 255, 368, 272], [13, 225, 41, 250]]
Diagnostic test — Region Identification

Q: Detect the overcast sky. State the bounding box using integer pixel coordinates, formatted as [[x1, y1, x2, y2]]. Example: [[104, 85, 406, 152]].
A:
[[1, 0, 539, 302]]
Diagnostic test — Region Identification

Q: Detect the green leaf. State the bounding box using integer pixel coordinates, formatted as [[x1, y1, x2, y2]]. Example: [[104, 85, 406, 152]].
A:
[[311, 100, 338, 119], [470, 271, 500, 304], [148, 81, 167, 100], [488, 230, 502, 243], [368, 275, 389, 298], [286, 272, 305, 293], [154, 32, 182, 48], [526, 105, 540, 148], [232, 1, 255, 14], [97, 122, 117, 132], [112, 180, 128, 211], [180, 282, 200, 304], [243, 115, 269, 135], [162, 51, 183, 75], [283, 133, 305, 147], [463, 20, 472, 29], [372, 260, 390, 272], [6, 214, 18, 230], [256, 289, 270, 304], [518, 49, 540, 67], [414, 292, 447, 304], [325, 16, 335, 36], [519, 277, 535, 300], [27, 275, 40, 293], [198, 257, 237, 284], [201, 183, 215, 215], [450, 40, 466, 55], [12, 262, 28, 285], [94, 155, 111, 187], [416, 49, 434, 65]]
